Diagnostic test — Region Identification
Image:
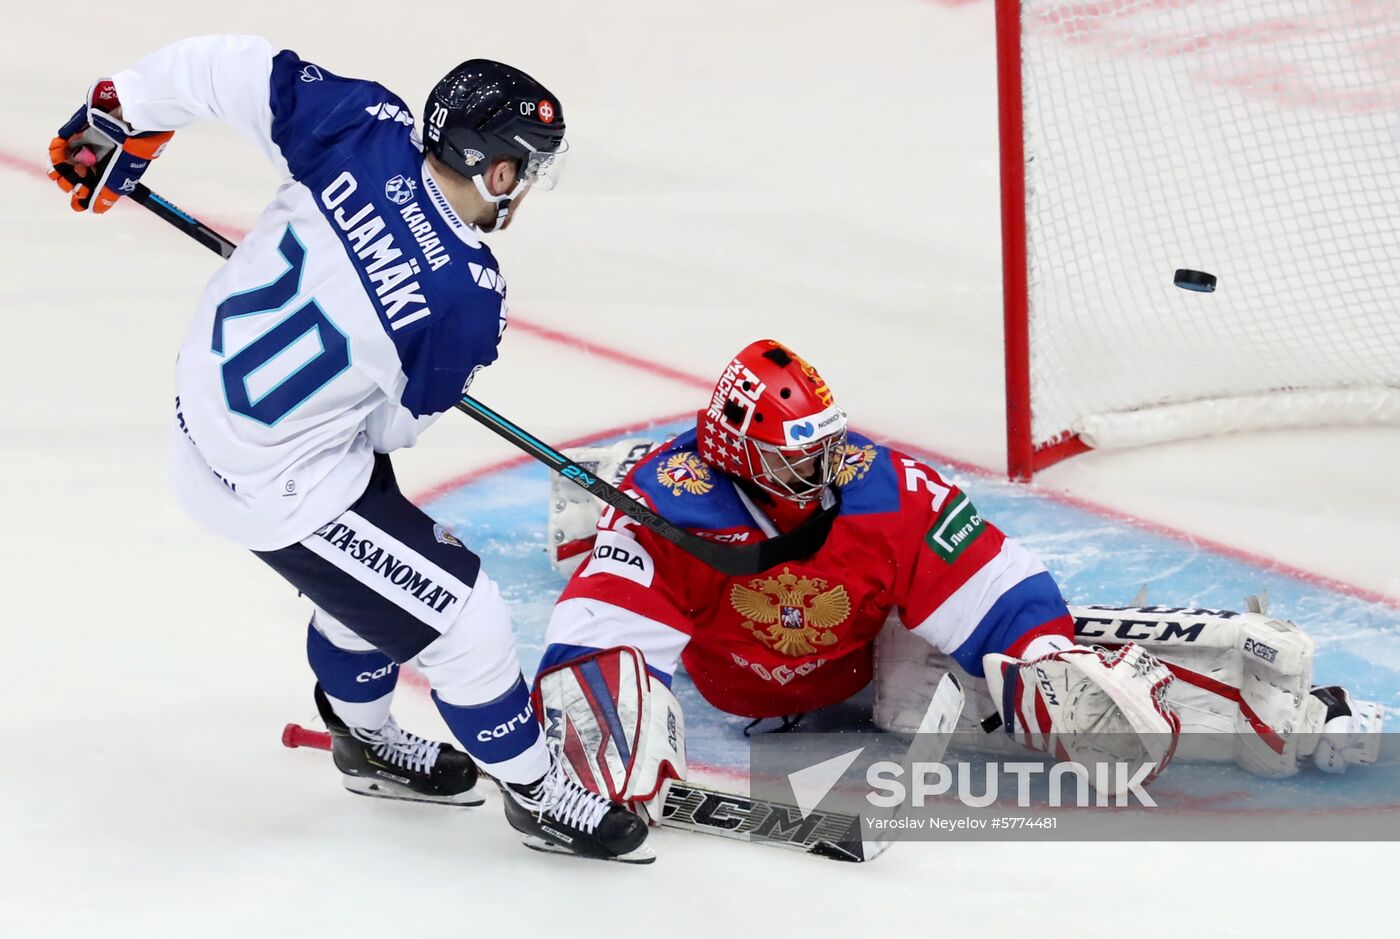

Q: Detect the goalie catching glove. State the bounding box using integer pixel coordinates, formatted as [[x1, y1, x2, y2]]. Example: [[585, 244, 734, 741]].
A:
[[983, 640, 1181, 797], [533, 646, 686, 825]]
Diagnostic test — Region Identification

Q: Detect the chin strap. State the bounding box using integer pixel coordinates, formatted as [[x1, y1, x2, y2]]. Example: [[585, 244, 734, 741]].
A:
[[470, 174, 530, 232]]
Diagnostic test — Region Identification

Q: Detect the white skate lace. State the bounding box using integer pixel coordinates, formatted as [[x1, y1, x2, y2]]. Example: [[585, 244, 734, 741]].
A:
[[518, 756, 613, 835], [351, 718, 441, 775]]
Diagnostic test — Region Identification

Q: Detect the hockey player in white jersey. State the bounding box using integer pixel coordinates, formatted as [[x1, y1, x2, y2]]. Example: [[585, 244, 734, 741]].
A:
[[48, 35, 650, 863]]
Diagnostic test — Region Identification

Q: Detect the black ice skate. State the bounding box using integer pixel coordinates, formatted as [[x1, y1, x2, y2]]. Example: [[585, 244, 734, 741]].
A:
[[502, 751, 654, 864], [314, 685, 484, 806]]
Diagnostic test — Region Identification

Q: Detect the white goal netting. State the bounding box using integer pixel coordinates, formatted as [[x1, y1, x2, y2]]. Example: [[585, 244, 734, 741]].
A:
[[1014, 0, 1400, 451]]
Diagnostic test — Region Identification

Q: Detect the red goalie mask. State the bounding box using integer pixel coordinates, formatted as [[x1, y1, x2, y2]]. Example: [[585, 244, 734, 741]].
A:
[[696, 339, 848, 503]]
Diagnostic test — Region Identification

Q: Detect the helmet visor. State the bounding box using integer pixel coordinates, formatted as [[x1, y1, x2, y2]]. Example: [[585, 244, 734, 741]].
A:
[[522, 138, 568, 191]]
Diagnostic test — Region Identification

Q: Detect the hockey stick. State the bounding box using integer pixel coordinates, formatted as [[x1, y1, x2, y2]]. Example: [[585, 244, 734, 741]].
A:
[[674, 675, 965, 861], [126, 184, 838, 576], [281, 673, 965, 863], [129, 183, 236, 259]]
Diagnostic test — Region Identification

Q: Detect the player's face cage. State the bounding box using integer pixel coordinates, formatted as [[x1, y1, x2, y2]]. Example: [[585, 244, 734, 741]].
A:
[[746, 426, 848, 502]]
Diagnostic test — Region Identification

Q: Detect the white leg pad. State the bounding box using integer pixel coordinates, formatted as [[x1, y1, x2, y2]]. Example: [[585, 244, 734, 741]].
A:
[[873, 603, 1373, 778]]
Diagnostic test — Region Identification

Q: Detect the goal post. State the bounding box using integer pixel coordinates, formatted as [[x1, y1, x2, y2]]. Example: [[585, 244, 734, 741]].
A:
[[996, 0, 1400, 481]]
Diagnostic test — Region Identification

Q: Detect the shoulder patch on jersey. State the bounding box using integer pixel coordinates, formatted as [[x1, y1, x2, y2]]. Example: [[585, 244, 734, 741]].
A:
[[655, 452, 714, 496], [834, 443, 879, 486], [363, 101, 416, 127], [433, 523, 465, 548], [925, 494, 985, 564], [627, 431, 753, 531], [831, 434, 899, 516], [467, 260, 507, 297]]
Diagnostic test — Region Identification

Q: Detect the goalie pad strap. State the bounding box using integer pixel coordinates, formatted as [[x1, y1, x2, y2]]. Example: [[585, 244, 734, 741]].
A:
[[1161, 661, 1286, 755]]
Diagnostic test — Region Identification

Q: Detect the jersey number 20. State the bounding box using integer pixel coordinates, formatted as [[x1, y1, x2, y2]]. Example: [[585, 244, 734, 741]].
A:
[[211, 226, 349, 426]]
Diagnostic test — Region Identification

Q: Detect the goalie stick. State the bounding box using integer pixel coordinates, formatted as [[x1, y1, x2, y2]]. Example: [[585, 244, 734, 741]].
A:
[[659, 673, 964, 861], [126, 184, 838, 577], [281, 673, 965, 862]]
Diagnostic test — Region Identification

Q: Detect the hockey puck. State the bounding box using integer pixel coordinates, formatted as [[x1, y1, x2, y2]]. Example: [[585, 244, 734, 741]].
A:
[[1174, 269, 1217, 292]]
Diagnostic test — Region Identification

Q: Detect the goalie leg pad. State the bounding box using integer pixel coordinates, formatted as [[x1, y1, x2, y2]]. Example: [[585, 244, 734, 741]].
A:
[[878, 605, 1384, 778], [1071, 604, 1389, 777], [534, 646, 686, 824]]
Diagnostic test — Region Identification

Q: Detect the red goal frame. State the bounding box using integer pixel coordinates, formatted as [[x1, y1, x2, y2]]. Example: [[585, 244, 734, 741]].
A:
[[995, 0, 1091, 482]]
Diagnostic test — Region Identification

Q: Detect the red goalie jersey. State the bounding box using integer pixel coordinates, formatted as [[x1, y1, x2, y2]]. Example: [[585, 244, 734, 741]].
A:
[[540, 427, 1074, 718]]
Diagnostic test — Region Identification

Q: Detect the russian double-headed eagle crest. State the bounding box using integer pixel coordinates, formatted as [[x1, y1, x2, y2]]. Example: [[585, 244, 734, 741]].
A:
[[656, 452, 714, 496], [730, 568, 852, 657], [834, 443, 878, 486]]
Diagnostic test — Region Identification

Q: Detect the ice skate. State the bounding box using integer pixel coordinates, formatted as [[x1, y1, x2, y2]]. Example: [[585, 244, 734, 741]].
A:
[[315, 685, 484, 806], [501, 749, 653, 863]]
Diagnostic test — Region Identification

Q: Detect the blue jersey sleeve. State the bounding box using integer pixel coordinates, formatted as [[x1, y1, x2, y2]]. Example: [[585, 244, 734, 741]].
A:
[[393, 254, 507, 417], [267, 50, 403, 183]]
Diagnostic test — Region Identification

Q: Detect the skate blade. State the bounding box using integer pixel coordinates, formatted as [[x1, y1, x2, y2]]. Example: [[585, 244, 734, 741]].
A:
[[343, 776, 486, 807], [520, 834, 657, 865]]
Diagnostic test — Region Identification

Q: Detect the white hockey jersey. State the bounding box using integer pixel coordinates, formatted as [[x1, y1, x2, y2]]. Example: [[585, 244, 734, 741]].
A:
[[112, 35, 508, 549]]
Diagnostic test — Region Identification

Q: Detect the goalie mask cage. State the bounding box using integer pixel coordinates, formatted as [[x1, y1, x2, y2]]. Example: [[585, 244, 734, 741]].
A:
[[996, 0, 1400, 480]]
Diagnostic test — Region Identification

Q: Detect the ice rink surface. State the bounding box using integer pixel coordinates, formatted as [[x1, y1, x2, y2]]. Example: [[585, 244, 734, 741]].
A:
[[3, 1, 1398, 936]]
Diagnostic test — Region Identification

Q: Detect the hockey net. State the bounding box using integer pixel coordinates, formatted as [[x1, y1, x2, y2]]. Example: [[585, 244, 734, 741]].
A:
[[997, 0, 1400, 479]]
